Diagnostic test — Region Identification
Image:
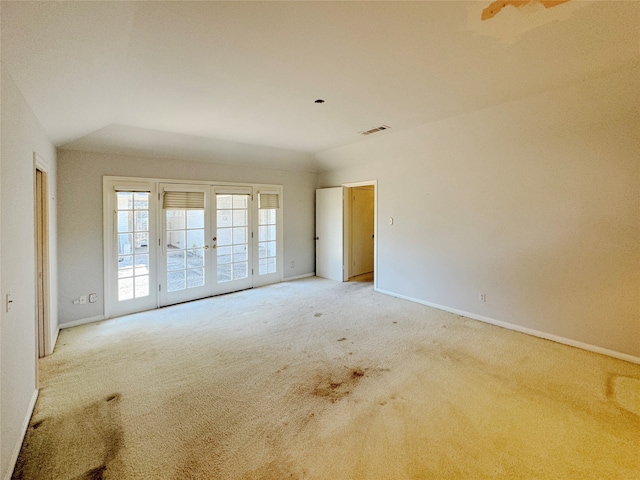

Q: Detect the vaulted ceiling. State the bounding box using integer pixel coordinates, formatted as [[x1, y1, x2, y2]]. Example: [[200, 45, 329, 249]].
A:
[[2, 1, 638, 170]]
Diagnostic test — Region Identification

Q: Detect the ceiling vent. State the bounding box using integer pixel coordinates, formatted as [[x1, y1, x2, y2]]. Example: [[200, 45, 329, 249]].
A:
[[361, 125, 391, 136]]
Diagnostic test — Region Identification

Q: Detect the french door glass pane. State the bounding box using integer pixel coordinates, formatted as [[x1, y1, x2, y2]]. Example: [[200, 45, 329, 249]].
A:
[[166, 208, 206, 292], [258, 207, 277, 275], [168, 270, 186, 292], [116, 191, 150, 300], [217, 194, 249, 283]]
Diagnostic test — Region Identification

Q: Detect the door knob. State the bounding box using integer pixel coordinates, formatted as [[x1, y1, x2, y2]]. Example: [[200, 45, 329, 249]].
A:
[[315, 237, 319, 240]]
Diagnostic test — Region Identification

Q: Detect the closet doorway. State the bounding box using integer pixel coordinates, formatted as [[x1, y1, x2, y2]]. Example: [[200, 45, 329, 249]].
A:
[[346, 185, 375, 280]]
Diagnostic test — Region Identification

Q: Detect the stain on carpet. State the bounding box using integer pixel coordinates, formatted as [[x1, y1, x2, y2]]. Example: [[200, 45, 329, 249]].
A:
[[72, 465, 107, 480], [606, 374, 640, 417], [337, 338, 347, 342], [12, 394, 124, 480], [312, 367, 366, 403]]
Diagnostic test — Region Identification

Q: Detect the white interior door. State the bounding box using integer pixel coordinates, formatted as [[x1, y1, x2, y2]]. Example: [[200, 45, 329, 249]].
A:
[[315, 187, 345, 282]]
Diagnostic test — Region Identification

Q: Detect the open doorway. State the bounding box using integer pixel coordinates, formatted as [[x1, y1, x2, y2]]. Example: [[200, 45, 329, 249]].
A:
[[344, 182, 376, 285], [315, 181, 377, 287], [35, 166, 50, 358]]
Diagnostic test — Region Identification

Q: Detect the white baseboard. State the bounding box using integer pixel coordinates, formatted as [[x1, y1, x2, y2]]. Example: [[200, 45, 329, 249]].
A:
[[4, 389, 38, 480], [284, 273, 316, 281], [375, 288, 640, 365], [59, 315, 105, 329]]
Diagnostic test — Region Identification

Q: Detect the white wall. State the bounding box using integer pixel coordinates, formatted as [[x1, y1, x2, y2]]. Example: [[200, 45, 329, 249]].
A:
[[317, 68, 640, 359], [0, 70, 58, 479], [57, 150, 317, 326]]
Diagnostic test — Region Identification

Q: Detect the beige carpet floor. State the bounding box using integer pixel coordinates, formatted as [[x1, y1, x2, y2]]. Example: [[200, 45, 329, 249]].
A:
[[13, 276, 640, 479]]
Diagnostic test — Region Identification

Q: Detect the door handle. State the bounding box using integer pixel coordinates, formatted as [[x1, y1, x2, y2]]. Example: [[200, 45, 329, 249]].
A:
[[315, 237, 319, 240], [204, 245, 209, 250], [212, 237, 217, 249]]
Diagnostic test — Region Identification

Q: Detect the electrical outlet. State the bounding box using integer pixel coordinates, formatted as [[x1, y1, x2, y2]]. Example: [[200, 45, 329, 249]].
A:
[[290, 261, 295, 269], [480, 293, 486, 302], [79, 295, 87, 304], [89, 293, 97, 303]]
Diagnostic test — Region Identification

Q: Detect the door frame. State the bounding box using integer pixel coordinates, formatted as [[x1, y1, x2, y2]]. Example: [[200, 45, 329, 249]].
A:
[[103, 176, 283, 318], [342, 181, 378, 289], [34, 153, 54, 357], [158, 184, 258, 307]]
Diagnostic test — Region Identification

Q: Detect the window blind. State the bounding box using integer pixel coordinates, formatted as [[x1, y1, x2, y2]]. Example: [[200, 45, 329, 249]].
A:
[[163, 191, 205, 210], [258, 193, 279, 209]]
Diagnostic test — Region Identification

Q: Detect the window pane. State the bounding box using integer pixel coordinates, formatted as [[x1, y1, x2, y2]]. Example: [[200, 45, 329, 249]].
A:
[[166, 211, 186, 230], [233, 195, 248, 209], [233, 262, 248, 280], [268, 209, 276, 224], [232, 227, 247, 244], [187, 249, 204, 268], [117, 192, 133, 210], [267, 257, 276, 274], [186, 229, 204, 248], [218, 228, 232, 246], [259, 258, 267, 275], [134, 192, 149, 209], [217, 210, 232, 228], [135, 211, 149, 232], [187, 268, 204, 288], [217, 246, 231, 265], [134, 275, 149, 298], [268, 225, 276, 241], [135, 233, 149, 253], [233, 210, 247, 226], [217, 195, 232, 209], [118, 277, 134, 301], [118, 234, 133, 255], [258, 209, 268, 225], [118, 256, 133, 278], [118, 211, 133, 232], [167, 231, 185, 249], [167, 270, 186, 292], [267, 241, 276, 257], [217, 264, 232, 283], [258, 242, 267, 259], [258, 225, 268, 242], [187, 210, 204, 229], [167, 250, 185, 271], [233, 244, 247, 262], [135, 254, 149, 275]]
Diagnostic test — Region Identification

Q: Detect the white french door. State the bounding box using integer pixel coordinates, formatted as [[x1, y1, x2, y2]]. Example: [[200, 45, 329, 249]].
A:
[[212, 188, 253, 295], [159, 184, 255, 306], [105, 183, 158, 318], [105, 178, 282, 316], [160, 184, 211, 305]]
